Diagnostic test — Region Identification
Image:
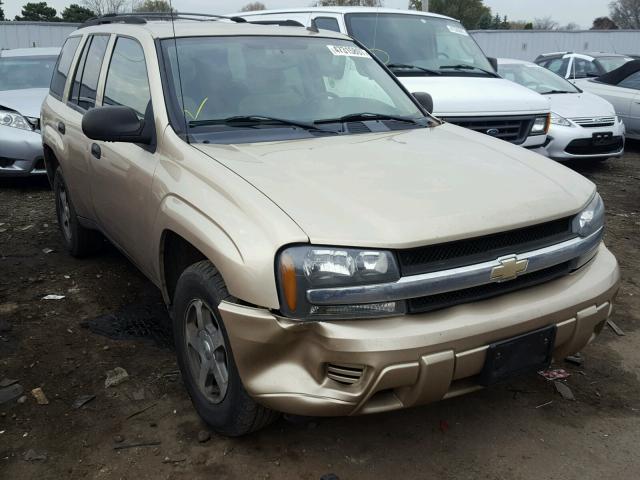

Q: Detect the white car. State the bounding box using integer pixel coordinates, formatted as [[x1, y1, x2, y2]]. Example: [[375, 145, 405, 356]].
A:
[[535, 52, 633, 80], [498, 59, 624, 161], [574, 60, 640, 140], [238, 7, 551, 149]]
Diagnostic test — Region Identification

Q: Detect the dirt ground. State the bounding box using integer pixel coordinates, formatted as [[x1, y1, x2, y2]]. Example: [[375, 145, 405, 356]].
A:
[[1, 145, 639, 480]]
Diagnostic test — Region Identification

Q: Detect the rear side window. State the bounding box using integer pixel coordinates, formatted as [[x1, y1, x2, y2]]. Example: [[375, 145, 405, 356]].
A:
[[314, 17, 341, 32], [103, 37, 151, 118], [619, 71, 640, 90], [50, 36, 81, 99], [70, 35, 109, 110]]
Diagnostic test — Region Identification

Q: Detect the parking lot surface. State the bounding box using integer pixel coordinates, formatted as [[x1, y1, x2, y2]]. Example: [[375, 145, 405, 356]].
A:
[[1, 146, 639, 479]]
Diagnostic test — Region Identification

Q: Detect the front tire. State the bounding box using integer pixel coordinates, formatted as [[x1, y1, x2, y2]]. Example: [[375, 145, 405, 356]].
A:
[[53, 167, 102, 257], [172, 260, 278, 436]]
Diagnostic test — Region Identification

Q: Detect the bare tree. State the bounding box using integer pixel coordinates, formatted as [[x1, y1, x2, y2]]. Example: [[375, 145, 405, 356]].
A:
[[533, 16, 559, 30], [240, 2, 266, 11], [609, 0, 640, 29], [591, 16, 619, 29], [312, 0, 383, 6], [560, 22, 580, 30], [81, 0, 127, 16]]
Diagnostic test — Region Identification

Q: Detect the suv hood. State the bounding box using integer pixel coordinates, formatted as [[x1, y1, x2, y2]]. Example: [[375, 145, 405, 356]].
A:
[[196, 125, 594, 249], [547, 91, 615, 119], [397, 77, 550, 117], [0, 88, 49, 118]]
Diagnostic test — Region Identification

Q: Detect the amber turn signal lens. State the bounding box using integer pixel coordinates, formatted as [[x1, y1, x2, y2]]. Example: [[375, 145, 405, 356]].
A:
[[280, 253, 297, 312]]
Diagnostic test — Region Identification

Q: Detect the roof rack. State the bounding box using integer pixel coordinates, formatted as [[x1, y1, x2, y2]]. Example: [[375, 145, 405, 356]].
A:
[[80, 12, 247, 28]]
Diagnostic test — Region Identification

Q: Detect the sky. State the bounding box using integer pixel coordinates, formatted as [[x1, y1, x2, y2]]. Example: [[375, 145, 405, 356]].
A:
[[6, 0, 612, 30]]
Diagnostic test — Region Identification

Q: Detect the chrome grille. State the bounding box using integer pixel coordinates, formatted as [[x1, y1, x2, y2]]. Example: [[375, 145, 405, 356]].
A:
[[571, 116, 616, 128]]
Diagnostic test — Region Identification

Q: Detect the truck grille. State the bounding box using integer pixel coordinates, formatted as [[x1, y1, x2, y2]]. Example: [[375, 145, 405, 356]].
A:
[[442, 115, 536, 144], [397, 216, 574, 276], [407, 262, 571, 314], [570, 116, 615, 128]]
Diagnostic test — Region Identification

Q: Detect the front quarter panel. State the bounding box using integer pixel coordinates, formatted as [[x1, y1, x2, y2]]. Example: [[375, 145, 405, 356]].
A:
[[152, 128, 308, 309]]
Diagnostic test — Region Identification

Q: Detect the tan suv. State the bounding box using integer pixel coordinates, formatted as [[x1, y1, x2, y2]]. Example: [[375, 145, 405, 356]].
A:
[[41, 13, 620, 436]]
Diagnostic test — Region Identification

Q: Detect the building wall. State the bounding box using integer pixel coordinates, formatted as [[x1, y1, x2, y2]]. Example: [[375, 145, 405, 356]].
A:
[[470, 30, 640, 61], [0, 22, 79, 50]]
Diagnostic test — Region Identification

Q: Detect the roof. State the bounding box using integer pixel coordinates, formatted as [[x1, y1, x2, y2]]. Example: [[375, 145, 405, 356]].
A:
[[0, 47, 61, 57], [237, 7, 456, 22], [596, 59, 640, 85], [74, 18, 351, 40]]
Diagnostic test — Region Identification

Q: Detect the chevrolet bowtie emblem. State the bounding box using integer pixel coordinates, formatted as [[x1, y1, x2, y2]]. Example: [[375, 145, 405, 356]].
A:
[[491, 256, 529, 281]]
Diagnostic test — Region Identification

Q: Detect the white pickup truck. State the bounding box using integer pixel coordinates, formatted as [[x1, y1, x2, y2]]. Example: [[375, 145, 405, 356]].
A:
[[239, 7, 551, 148]]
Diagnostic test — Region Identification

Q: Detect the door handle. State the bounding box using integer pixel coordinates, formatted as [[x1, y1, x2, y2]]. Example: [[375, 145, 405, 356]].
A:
[[57, 121, 65, 134], [91, 143, 101, 159]]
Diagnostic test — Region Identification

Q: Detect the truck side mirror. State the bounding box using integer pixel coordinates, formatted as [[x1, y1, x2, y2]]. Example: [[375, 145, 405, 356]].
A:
[[412, 92, 433, 114]]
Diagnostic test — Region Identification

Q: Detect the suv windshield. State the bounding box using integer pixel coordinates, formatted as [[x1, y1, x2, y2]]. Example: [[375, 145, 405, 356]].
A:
[[345, 13, 494, 76], [161, 36, 427, 143], [0, 56, 58, 91], [498, 62, 579, 94]]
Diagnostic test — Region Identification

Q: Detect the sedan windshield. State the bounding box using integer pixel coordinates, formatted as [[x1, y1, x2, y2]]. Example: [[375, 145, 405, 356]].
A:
[[0, 56, 58, 91], [345, 13, 495, 76], [596, 56, 633, 73], [498, 62, 580, 94], [161, 36, 427, 143]]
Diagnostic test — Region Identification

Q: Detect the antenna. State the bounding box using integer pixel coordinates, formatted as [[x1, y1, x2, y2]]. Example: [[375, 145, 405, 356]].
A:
[[168, 0, 189, 141]]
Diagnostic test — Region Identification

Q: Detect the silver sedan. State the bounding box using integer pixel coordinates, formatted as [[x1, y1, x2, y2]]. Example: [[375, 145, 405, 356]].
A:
[[498, 58, 625, 161], [0, 47, 60, 177]]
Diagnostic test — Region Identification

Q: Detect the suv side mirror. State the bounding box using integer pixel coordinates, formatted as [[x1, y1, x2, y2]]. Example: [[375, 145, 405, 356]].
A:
[[82, 106, 152, 144], [412, 92, 433, 114], [487, 57, 498, 72]]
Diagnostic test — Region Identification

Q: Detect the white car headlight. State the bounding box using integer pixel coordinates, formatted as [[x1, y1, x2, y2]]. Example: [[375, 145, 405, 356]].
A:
[[550, 112, 572, 127], [277, 245, 404, 320], [530, 114, 550, 135], [572, 193, 605, 237], [0, 109, 34, 131]]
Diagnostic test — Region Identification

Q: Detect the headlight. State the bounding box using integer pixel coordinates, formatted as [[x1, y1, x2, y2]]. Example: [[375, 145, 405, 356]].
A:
[[530, 114, 550, 135], [0, 110, 34, 131], [277, 245, 404, 320], [572, 193, 605, 238], [550, 112, 573, 127]]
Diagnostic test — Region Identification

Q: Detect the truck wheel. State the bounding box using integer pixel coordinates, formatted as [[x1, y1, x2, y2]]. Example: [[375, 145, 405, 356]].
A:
[[53, 167, 102, 257], [172, 260, 278, 436]]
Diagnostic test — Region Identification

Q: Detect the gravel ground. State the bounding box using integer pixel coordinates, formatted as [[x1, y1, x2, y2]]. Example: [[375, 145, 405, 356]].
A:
[[1, 144, 639, 480]]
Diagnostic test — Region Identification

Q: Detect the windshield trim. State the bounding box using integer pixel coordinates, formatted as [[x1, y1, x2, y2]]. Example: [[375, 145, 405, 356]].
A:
[[158, 34, 437, 142]]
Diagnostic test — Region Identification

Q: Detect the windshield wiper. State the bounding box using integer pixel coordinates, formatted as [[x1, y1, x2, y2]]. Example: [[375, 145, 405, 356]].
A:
[[439, 64, 500, 77], [387, 63, 442, 75], [539, 89, 576, 94], [189, 115, 331, 133], [314, 112, 423, 125]]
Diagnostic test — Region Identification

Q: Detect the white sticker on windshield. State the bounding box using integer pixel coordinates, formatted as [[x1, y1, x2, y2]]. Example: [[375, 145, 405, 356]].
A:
[[327, 45, 370, 58], [446, 24, 469, 36]]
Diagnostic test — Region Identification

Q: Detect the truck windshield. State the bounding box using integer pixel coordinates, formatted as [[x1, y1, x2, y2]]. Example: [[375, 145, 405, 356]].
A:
[[0, 56, 58, 91], [345, 13, 494, 76], [161, 36, 427, 143]]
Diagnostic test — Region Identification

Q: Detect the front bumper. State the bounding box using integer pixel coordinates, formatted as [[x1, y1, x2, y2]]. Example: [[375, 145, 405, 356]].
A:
[[0, 125, 45, 177], [545, 120, 625, 160], [220, 244, 619, 417]]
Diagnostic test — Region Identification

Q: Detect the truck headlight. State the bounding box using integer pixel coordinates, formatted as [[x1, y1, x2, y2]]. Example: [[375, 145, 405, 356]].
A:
[[550, 112, 573, 127], [277, 245, 404, 320], [530, 114, 550, 135], [572, 193, 605, 238], [0, 110, 34, 131]]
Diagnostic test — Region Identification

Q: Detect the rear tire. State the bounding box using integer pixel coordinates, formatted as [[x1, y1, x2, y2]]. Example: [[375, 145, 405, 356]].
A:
[[53, 167, 102, 257], [172, 260, 278, 436]]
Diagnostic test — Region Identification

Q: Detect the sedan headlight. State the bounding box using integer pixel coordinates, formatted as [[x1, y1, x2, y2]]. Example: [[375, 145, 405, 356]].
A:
[[0, 109, 34, 131], [550, 112, 573, 127], [530, 114, 550, 135], [572, 193, 605, 237], [277, 245, 404, 320]]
